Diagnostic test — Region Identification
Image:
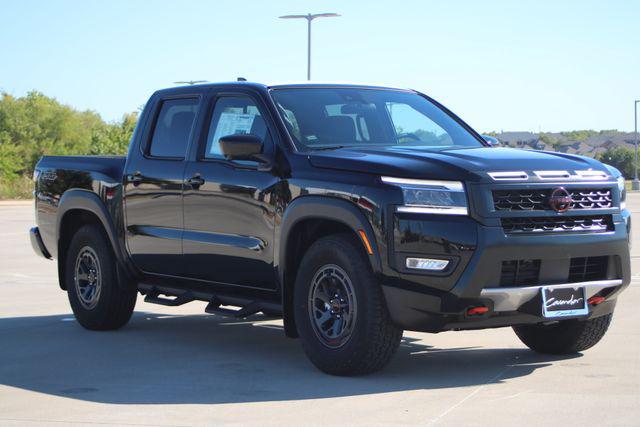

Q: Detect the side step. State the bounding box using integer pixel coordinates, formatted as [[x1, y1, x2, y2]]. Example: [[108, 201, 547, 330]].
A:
[[144, 291, 195, 306], [205, 297, 261, 318], [139, 284, 282, 319]]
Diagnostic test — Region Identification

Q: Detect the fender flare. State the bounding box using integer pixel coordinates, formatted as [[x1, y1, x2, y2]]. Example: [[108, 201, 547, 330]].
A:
[[56, 189, 134, 288], [277, 196, 382, 336], [278, 196, 382, 282]]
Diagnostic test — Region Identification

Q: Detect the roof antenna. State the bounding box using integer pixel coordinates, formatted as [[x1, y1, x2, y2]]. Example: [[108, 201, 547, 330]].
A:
[[237, 77, 247, 81]]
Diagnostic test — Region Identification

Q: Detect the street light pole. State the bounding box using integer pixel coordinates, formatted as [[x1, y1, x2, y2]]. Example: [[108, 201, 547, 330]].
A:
[[279, 12, 341, 80], [634, 100, 640, 191], [307, 16, 311, 80]]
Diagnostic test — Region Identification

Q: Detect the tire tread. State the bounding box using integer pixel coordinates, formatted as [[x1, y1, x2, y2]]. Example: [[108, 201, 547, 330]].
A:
[[295, 234, 402, 376], [66, 224, 136, 331], [513, 313, 612, 354]]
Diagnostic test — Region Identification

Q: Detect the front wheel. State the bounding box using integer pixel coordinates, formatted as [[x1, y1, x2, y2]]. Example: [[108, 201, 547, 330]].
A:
[[513, 313, 613, 354], [294, 234, 402, 376], [66, 224, 137, 330]]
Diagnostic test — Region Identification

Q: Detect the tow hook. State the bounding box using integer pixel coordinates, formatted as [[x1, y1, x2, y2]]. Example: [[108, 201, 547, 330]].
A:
[[587, 296, 606, 306], [466, 305, 489, 317]]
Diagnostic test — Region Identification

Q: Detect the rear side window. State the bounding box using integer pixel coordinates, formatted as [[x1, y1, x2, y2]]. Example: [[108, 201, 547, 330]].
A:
[[149, 98, 199, 158]]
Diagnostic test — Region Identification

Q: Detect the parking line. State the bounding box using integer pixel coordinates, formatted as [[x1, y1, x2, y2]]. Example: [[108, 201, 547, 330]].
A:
[[427, 364, 514, 424]]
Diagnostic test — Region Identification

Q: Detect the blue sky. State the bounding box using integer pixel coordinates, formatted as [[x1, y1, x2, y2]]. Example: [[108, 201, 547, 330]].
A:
[[1, 0, 639, 132]]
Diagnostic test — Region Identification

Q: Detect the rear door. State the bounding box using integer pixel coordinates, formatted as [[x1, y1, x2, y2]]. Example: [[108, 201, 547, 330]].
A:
[[181, 90, 280, 289], [124, 94, 201, 276]]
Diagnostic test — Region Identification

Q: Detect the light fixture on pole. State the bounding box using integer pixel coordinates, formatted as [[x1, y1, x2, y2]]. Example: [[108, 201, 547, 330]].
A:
[[279, 12, 341, 80], [633, 100, 640, 191], [174, 80, 208, 86]]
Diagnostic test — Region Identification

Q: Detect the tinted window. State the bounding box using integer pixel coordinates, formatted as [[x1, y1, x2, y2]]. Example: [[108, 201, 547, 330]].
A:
[[325, 104, 370, 141], [270, 88, 483, 151], [385, 102, 452, 145], [205, 96, 269, 159], [149, 98, 199, 158]]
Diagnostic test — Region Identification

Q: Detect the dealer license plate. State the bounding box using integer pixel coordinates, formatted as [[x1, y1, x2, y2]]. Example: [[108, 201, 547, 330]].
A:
[[542, 286, 588, 318]]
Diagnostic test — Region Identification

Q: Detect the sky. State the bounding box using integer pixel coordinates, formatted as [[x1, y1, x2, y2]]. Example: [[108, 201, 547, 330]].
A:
[[1, 0, 639, 132]]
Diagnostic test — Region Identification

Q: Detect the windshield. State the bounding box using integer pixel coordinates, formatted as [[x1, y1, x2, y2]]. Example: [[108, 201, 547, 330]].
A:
[[270, 88, 484, 151]]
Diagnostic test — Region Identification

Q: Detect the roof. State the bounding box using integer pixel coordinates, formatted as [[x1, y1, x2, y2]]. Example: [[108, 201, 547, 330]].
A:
[[165, 80, 412, 92], [266, 81, 410, 91]]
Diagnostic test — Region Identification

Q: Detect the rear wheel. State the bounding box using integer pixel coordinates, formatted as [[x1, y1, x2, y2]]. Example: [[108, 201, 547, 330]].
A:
[[513, 314, 613, 354], [66, 224, 137, 330], [294, 234, 402, 376]]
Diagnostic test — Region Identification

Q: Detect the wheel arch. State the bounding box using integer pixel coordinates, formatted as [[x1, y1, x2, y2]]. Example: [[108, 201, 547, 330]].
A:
[[278, 196, 382, 338], [56, 190, 134, 290]]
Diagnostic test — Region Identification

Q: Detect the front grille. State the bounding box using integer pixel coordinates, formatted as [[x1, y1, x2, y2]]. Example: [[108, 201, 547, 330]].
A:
[[493, 188, 612, 211], [568, 256, 608, 282], [500, 259, 541, 287], [501, 215, 613, 234]]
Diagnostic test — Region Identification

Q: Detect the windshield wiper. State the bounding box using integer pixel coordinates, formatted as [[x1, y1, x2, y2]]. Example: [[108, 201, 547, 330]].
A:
[[310, 145, 348, 151]]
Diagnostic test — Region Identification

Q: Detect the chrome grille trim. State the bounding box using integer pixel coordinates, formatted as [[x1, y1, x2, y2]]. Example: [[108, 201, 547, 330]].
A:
[[534, 170, 571, 180], [575, 170, 608, 180], [487, 170, 611, 182], [487, 171, 529, 181]]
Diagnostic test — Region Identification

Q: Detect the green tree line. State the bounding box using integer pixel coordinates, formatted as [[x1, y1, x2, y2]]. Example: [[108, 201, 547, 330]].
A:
[[596, 146, 638, 179], [0, 91, 137, 199]]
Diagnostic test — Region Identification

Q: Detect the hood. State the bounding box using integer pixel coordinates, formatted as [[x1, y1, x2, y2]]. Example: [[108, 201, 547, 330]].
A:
[[307, 146, 608, 182]]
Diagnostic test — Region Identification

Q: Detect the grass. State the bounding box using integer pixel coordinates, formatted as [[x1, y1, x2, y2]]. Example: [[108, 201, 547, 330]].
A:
[[0, 176, 34, 200]]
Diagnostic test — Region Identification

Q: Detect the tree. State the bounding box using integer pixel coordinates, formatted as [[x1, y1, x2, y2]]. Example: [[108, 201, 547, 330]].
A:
[[539, 132, 561, 149], [597, 147, 637, 179], [561, 130, 598, 142], [0, 91, 138, 198], [89, 112, 138, 155]]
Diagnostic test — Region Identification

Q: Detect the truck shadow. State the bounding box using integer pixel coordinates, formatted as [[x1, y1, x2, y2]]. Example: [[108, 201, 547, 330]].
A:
[[0, 311, 579, 405]]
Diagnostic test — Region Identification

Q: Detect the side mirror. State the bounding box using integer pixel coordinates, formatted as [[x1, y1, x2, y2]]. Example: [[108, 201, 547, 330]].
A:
[[481, 135, 501, 147], [219, 134, 265, 161]]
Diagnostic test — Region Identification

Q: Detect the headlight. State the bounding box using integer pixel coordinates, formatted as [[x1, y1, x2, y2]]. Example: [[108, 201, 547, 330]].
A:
[[617, 176, 626, 210], [381, 176, 468, 215]]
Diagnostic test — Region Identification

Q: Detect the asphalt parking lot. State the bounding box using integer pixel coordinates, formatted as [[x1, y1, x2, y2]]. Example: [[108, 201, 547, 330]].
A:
[[1, 198, 639, 426]]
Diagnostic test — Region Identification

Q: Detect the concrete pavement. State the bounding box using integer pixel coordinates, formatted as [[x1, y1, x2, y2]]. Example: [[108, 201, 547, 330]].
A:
[[0, 198, 639, 426]]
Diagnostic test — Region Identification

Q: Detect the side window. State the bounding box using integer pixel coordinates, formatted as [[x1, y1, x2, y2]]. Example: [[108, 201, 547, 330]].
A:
[[385, 102, 452, 146], [149, 98, 199, 158], [205, 96, 269, 159]]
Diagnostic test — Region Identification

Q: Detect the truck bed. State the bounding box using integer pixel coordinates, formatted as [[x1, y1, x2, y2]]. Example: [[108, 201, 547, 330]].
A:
[[34, 155, 126, 258]]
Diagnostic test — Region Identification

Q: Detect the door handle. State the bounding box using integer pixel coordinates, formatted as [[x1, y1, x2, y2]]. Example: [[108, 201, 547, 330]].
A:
[[187, 174, 205, 188], [128, 171, 143, 186]]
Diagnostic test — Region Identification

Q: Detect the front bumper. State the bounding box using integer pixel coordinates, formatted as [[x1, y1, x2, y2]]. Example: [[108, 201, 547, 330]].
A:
[[29, 227, 52, 259], [382, 280, 622, 332], [381, 213, 630, 333]]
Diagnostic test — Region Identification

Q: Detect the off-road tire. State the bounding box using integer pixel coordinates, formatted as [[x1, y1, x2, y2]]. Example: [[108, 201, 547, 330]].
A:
[[513, 313, 613, 354], [294, 234, 403, 376], [66, 224, 137, 330]]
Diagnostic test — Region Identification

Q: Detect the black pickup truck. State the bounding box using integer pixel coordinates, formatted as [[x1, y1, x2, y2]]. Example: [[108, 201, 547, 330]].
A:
[[30, 82, 631, 375]]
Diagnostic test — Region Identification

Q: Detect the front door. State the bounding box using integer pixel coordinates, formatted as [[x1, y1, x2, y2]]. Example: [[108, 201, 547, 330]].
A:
[[182, 93, 279, 289], [124, 95, 200, 276]]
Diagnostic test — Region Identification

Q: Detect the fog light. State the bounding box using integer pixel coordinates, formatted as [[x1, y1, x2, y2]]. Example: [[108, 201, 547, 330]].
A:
[[405, 257, 449, 271]]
